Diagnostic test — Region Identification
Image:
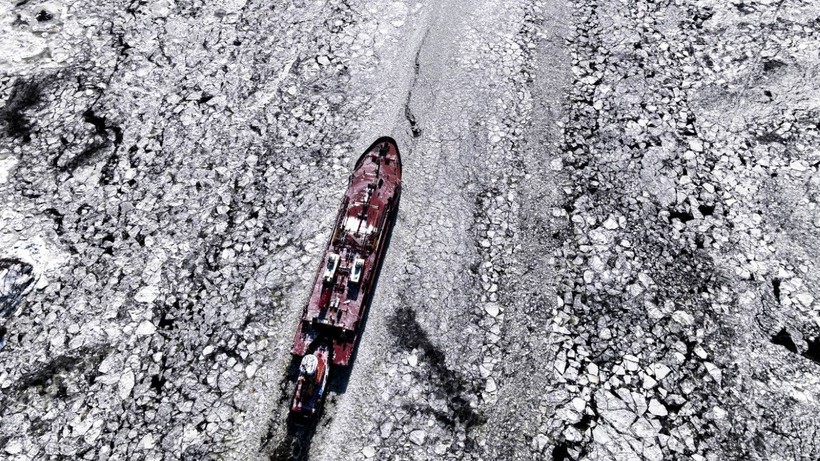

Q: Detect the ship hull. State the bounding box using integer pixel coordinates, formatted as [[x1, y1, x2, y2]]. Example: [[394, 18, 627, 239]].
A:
[[291, 137, 402, 368]]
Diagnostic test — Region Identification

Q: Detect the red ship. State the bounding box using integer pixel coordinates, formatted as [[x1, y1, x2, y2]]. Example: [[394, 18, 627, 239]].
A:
[[289, 137, 402, 421]]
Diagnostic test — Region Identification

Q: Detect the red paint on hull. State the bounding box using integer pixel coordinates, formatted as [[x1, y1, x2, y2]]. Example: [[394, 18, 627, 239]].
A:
[[291, 137, 402, 367]]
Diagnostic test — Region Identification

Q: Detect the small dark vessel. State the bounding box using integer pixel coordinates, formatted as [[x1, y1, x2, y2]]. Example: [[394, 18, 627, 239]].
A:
[[289, 137, 402, 420]]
